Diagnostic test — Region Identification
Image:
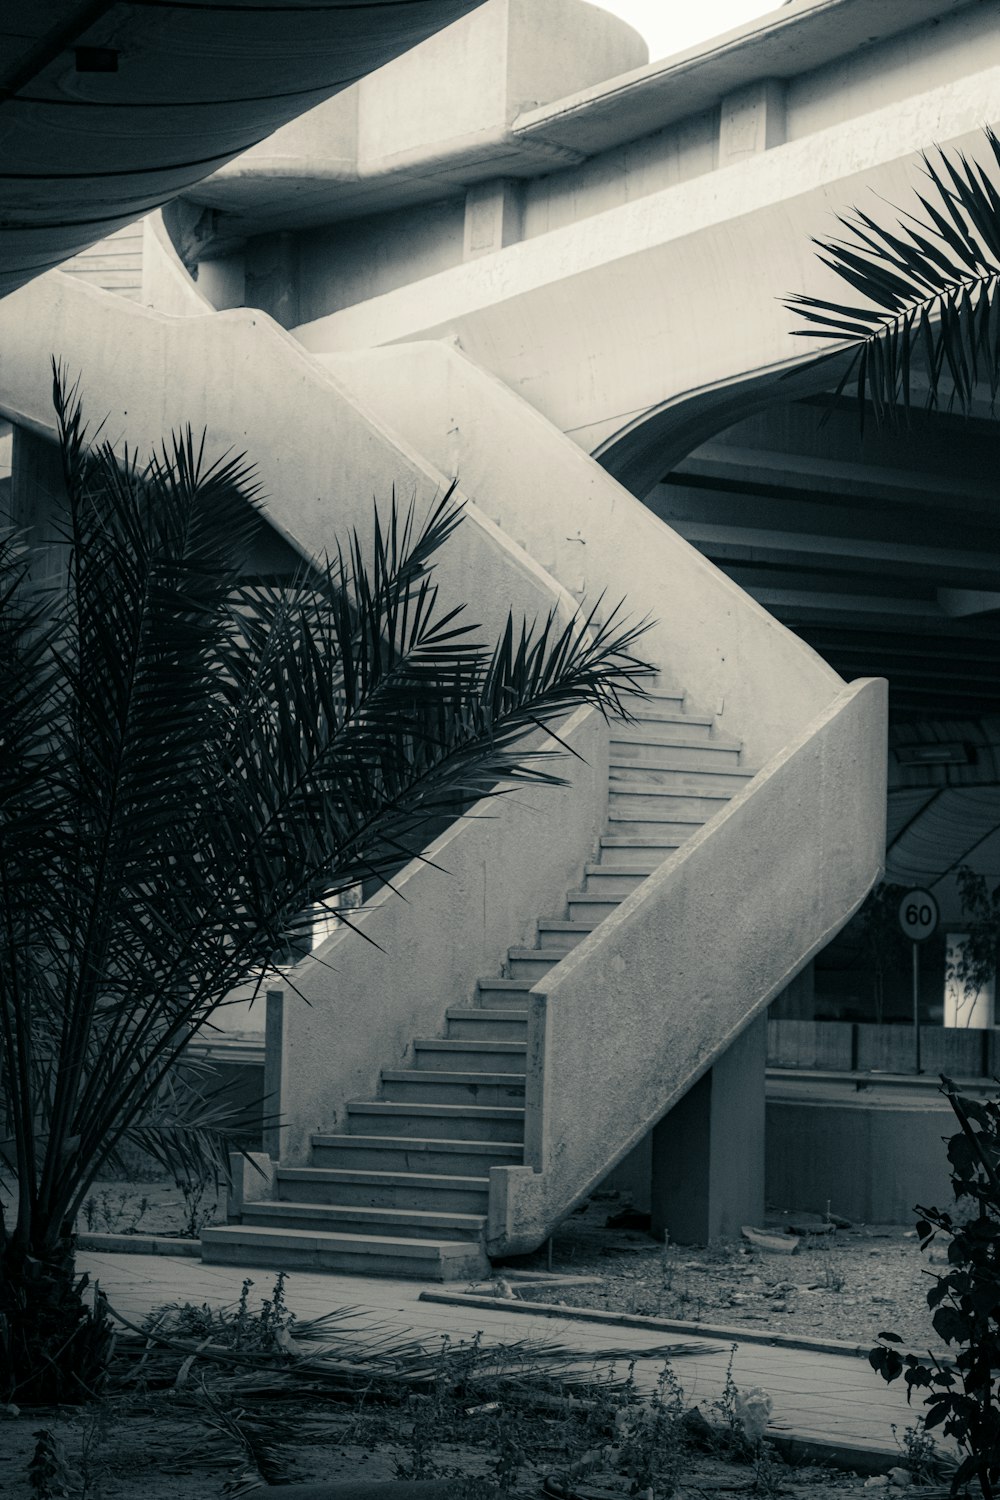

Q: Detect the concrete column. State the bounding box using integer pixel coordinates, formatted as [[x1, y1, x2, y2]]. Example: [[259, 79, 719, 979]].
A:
[[10, 424, 68, 584], [718, 79, 786, 167], [651, 1013, 767, 1244], [463, 179, 524, 259]]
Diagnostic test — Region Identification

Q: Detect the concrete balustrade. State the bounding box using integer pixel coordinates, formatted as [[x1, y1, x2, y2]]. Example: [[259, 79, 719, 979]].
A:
[[0, 272, 579, 652], [487, 677, 887, 1257], [329, 339, 842, 769], [277, 705, 608, 1164]]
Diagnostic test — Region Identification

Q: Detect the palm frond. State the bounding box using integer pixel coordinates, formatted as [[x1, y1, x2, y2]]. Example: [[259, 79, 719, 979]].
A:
[[785, 127, 1000, 425]]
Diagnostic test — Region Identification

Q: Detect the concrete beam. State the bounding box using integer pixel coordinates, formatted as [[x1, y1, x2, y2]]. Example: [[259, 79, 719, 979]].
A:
[[667, 518, 1000, 587]]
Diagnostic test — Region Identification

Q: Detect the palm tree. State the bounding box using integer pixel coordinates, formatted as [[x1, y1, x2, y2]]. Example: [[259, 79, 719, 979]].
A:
[[0, 367, 652, 1405], [786, 125, 1000, 423]]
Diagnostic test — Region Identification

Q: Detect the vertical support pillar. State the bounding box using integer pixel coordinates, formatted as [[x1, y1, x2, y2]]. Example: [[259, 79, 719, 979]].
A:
[[263, 988, 284, 1162], [463, 179, 524, 260], [718, 79, 786, 167], [10, 424, 68, 584], [651, 1013, 767, 1244]]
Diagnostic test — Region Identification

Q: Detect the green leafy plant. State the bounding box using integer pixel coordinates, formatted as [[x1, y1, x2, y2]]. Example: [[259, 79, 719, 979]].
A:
[[0, 367, 653, 1406], [28, 1429, 74, 1500], [787, 125, 1000, 427], [871, 1077, 1000, 1499], [81, 1188, 151, 1235]]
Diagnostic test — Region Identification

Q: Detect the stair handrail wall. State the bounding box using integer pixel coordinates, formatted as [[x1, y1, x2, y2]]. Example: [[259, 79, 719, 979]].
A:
[[324, 340, 844, 770], [322, 341, 887, 1258], [489, 675, 886, 1255], [275, 704, 608, 1163]]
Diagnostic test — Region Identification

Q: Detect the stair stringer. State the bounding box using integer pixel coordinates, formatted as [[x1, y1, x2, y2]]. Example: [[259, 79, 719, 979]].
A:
[[318, 340, 888, 1259]]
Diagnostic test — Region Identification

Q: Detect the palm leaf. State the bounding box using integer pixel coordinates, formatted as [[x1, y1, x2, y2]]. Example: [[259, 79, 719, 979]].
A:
[[785, 126, 1000, 425]]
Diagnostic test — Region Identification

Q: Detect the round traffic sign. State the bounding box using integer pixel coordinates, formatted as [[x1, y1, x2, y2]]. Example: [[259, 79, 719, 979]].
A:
[[898, 888, 940, 943]]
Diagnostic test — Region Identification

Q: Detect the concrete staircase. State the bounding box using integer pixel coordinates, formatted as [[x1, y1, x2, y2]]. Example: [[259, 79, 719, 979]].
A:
[[201, 688, 752, 1277]]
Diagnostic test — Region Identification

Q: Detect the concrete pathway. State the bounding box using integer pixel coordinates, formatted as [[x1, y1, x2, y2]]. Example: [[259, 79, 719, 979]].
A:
[[78, 1250, 920, 1462]]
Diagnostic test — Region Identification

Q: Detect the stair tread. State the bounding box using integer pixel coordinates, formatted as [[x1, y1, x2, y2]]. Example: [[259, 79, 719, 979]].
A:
[[477, 977, 533, 990], [610, 732, 741, 750], [567, 889, 627, 902], [444, 1007, 527, 1022], [381, 1069, 526, 1084], [253, 1203, 487, 1229], [506, 946, 569, 961], [202, 1224, 477, 1254], [609, 762, 752, 777], [349, 1101, 524, 1117], [611, 782, 734, 798], [600, 835, 684, 847], [414, 1038, 526, 1052], [585, 861, 657, 872], [313, 1133, 520, 1155], [279, 1166, 489, 1187], [538, 919, 600, 931]]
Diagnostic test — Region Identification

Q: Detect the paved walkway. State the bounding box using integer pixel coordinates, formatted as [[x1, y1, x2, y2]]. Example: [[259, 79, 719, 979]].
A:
[[78, 1250, 919, 1461]]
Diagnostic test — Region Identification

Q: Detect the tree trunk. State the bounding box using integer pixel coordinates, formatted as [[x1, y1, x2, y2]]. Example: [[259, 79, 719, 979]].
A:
[[0, 1232, 113, 1404]]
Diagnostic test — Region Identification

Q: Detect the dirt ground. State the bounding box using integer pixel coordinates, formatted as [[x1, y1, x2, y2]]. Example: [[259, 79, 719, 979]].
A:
[[491, 1196, 940, 1354], [0, 1393, 900, 1500], [70, 1180, 940, 1352]]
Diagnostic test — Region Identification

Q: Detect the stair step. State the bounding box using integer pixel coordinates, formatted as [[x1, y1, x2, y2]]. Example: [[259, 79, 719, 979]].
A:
[[566, 891, 625, 920], [598, 836, 683, 866], [311, 1133, 522, 1174], [610, 764, 752, 791], [609, 785, 733, 820], [610, 734, 741, 762], [242, 1201, 487, 1241], [380, 1069, 526, 1106], [631, 689, 686, 710], [275, 1165, 489, 1212], [505, 946, 567, 980], [607, 817, 708, 840], [534, 919, 601, 953], [582, 863, 657, 894], [476, 977, 533, 1008], [445, 1008, 528, 1040], [346, 1100, 524, 1141], [413, 1038, 527, 1073], [201, 1223, 488, 1279]]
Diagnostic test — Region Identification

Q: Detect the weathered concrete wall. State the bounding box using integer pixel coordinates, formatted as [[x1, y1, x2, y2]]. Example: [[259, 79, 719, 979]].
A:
[[140, 211, 214, 317], [766, 1097, 954, 1223], [520, 109, 717, 241], [487, 677, 887, 1256], [0, 273, 579, 653], [277, 706, 608, 1163], [297, 68, 1000, 491], [329, 340, 842, 768], [297, 201, 466, 325]]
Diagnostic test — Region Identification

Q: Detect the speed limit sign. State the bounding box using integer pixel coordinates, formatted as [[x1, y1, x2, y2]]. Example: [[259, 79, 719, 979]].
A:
[[898, 888, 940, 943]]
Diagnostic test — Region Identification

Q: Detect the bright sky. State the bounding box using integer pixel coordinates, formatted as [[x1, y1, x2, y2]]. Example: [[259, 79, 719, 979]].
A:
[[594, 0, 783, 61]]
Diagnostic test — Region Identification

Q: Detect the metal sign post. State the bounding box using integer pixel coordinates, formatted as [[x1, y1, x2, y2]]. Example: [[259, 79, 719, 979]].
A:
[[897, 888, 940, 1074]]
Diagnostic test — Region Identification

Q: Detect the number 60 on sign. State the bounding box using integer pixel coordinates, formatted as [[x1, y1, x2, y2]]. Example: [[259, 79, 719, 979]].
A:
[[897, 888, 940, 943]]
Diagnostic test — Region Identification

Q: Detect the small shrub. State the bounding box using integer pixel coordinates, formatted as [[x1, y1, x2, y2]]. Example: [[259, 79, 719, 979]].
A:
[[28, 1429, 74, 1500], [871, 1077, 1000, 1499]]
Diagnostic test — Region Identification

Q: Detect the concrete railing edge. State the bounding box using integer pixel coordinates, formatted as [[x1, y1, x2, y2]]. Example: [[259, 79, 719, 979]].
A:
[[487, 674, 887, 1256]]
